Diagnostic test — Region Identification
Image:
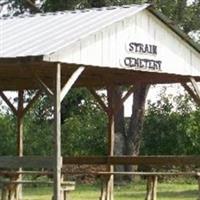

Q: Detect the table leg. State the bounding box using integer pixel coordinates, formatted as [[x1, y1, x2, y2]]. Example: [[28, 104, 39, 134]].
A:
[[145, 176, 153, 200]]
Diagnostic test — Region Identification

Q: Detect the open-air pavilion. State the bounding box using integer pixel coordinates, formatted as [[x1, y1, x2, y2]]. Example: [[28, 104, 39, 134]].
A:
[[1, 3, 200, 200]]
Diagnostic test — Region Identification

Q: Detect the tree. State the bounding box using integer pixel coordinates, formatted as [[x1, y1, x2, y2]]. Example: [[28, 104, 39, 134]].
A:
[[142, 91, 200, 155]]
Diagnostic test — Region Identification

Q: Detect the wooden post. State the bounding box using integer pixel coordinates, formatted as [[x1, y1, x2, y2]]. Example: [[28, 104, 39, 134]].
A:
[[53, 63, 62, 200], [17, 90, 24, 158], [145, 176, 157, 200], [198, 175, 200, 200], [145, 176, 152, 200], [100, 176, 108, 200], [16, 90, 24, 200], [106, 86, 115, 200], [152, 176, 157, 200]]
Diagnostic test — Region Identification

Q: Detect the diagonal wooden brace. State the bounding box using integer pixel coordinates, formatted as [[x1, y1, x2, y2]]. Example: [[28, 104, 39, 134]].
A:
[[21, 90, 43, 118], [0, 91, 17, 115], [34, 74, 54, 98], [60, 66, 85, 102], [114, 86, 135, 115], [88, 88, 109, 115], [190, 77, 200, 99], [181, 78, 200, 106]]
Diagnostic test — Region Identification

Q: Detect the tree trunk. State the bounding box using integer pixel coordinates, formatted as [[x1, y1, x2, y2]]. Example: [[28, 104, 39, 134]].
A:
[[125, 83, 150, 181], [113, 87, 126, 184], [113, 84, 149, 183]]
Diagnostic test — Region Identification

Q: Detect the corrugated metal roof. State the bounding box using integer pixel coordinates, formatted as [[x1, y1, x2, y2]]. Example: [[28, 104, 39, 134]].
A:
[[0, 4, 150, 58]]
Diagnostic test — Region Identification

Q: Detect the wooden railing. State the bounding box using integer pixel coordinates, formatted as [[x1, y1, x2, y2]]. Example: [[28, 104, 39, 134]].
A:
[[0, 156, 53, 169], [0, 155, 200, 169], [63, 156, 200, 166]]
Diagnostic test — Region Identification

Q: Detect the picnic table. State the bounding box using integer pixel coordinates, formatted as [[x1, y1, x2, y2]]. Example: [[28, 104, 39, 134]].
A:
[[97, 171, 200, 200], [0, 171, 75, 200]]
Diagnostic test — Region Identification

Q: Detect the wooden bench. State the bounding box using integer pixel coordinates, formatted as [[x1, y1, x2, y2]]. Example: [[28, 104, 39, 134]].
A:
[[0, 171, 75, 200], [1, 180, 75, 200], [97, 171, 200, 200]]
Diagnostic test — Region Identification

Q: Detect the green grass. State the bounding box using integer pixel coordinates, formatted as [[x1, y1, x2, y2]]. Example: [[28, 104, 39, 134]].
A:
[[5, 181, 200, 200]]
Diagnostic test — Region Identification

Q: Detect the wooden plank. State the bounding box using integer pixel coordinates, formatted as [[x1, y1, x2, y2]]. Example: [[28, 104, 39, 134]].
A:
[[0, 180, 53, 184], [0, 91, 17, 115], [0, 156, 53, 169], [88, 88, 109, 114], [21, 90, 42, 117], [56, 171, 199, 176], [60, 66, 85, 102], [97, 172, 198, 176], [0, 171, 53, 176], [62, 156, 200, 166], [53, 63, 62, 200], [181, 83, 200, 105]]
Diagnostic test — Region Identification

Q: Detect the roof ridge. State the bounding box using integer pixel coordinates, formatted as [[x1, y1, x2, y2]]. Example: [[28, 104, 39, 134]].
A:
[[0, 3, 149, 20]]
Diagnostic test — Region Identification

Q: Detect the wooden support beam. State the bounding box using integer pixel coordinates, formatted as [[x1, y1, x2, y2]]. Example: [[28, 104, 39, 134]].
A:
[[60, 66, 85, 102], [21, 90, 42, 117], [17, 90, 24, 157], [16, 90, 24, 200], [0, 91, 17, 115], [35, 74, 54, 97], [88, 88, 109, 114], [190, 77, 200, 99], [181, 83, 200, 105], [53, 63, 62, 200]]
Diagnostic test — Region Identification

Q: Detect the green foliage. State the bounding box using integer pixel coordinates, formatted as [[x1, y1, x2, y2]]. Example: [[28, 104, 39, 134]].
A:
[[42, 0, 147, 11], [0, 114, 16, 155], [61, 88, 107, 156], [141, 92, 200, 155], [23, 115, 53, 156]]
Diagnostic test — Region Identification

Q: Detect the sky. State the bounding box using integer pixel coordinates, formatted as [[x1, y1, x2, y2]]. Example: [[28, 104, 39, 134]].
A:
[[124, 84, 185, 117]]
